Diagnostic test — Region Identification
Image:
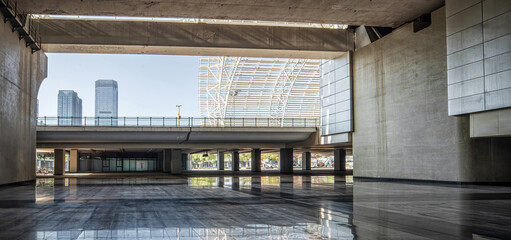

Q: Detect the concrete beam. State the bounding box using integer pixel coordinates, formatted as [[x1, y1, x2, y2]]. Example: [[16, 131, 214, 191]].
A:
[[20, 0, 444, 27], [35, 18, 353, 58]]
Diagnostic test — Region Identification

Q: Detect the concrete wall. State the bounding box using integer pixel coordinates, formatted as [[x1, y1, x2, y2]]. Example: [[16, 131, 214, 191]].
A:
[[0, 12, 47, 185], [352, 7, 511, 182], [470, 108, 511, 137], [446, 0, 511, 115]]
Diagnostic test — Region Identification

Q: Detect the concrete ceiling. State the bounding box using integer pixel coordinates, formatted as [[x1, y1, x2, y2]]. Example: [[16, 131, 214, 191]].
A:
[[35, 18, 353, 58], [19, 0, 444, 27]]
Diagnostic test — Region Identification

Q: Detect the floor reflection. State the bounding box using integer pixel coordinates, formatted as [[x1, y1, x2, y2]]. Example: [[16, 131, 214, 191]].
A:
[[0, 175, 509, 239]]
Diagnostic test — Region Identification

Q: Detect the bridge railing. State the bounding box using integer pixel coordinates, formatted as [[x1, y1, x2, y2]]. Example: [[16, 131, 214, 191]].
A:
[[36, 117, 319, 128]]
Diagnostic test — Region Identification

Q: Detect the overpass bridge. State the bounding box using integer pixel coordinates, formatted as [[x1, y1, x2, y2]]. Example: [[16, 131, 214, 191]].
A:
[[36, 117, 349, 176]]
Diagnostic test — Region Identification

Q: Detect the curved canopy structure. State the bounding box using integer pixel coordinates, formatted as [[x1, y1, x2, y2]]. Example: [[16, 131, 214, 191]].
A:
[[199, 57, 320, 122]]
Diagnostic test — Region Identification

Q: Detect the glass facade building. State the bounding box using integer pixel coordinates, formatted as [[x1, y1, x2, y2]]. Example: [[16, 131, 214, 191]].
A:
[[57, 90, 82, 126], [95, 80, 118, 126], [78, 152, 160, 172]]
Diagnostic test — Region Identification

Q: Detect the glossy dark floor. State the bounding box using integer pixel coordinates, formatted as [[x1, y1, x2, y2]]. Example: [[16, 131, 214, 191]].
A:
[[0, 175, 510, 239]]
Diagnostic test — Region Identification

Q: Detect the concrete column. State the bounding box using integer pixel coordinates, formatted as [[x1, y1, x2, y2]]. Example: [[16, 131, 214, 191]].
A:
[[280, 148, 294, 174], [232, 151, 240, 172], [170, 149, 182, 174], [217, 151, 225, 171], [157, 151, 163, 171], [163, 149, 171, 173], [69, 150, 78, 173], [302, 152, 311, 171], [334, 149, 346, 172], [54, 149, 65, 175], [251, 149, 261, 172], [186, 154, 192, 170]]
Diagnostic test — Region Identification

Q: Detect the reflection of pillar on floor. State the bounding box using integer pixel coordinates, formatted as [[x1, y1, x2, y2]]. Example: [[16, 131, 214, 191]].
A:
[[251, 149, 261, 172], [54, 149, 65, 175], [334, 175, 345, 190], [251, 176, 261, 193], [218, 176, 224, 187], [232, 176, 240, 190], [280, 148, 294, 174], [163, 149, 171, 173], [279, 175, 294, 194], [302, 152, 311, 171], [217, 151, 225, 171], [232, 151, 240, 172], [302, 175, 312, 190], [69, 149, 78, 173], [171, 149, 182, 174], [334, 148, 347, 172]]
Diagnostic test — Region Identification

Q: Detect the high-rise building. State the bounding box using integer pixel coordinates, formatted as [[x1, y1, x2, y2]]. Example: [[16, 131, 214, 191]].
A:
[[95, 79, 118, 126], [57, 90, 82, 126]]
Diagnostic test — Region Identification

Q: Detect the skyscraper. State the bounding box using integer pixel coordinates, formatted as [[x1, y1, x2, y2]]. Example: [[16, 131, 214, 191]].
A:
[[57, 90, 82, 126], [95, 80, 118, 126]]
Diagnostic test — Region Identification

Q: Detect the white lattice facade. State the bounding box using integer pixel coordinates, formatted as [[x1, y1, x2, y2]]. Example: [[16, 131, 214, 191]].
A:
[[199, 57, 320, 121]]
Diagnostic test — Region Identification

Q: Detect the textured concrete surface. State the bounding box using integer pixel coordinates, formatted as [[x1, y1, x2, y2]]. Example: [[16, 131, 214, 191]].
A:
[[19, 0, 444, 27], [36, 18, 353, 58], [352, 7, 511, 182], [0, 12, 47, 185], [0, 175, 510, 239], [470, 108, 511, 137], [446, 0, 511, 115]]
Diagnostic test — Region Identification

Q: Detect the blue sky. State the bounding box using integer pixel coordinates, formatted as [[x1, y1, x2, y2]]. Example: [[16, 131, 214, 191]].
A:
[[37, 53, 200, 117]]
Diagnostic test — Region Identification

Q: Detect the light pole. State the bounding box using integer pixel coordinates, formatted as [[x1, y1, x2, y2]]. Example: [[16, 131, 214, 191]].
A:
[[176, 105, 182, 126]]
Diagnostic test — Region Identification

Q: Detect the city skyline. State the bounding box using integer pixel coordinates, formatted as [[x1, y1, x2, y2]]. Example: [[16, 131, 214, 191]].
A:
[[37, 53, 200, 117]]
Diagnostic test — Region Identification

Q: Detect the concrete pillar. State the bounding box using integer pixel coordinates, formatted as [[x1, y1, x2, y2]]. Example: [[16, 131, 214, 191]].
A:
[[217, 151, 225, 171], [280, 148, 294, 174], [158, 151, 163, 171], [163, 149, 171, 173], [251, 149, 261, 172], [186, 154, 192, 170], [232, 151, 240, 171], [69, 150, 78, 173], [302, 152, 311, 171], [334, 149, 347, 172], [54, 149, 65, 175], [171, 149, 182, 174]]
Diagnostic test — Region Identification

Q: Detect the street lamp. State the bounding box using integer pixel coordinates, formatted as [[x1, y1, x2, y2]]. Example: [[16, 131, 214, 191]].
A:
[[176, 105, 182, 126]]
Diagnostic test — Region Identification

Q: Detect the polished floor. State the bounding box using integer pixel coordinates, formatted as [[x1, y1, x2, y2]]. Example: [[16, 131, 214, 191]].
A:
[[0, 175, 510, 239]]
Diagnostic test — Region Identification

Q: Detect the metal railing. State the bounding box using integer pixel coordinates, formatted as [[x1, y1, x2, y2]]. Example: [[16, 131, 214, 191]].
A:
[[36, 117, 320, 128]]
